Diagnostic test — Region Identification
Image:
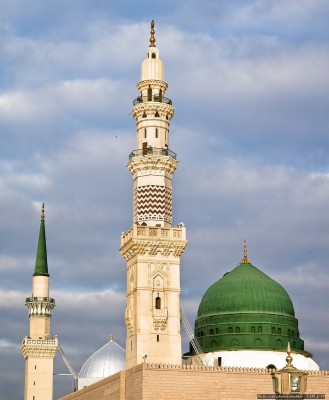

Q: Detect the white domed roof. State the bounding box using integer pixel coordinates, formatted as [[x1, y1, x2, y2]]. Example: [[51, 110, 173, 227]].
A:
[[79, 336, 126, 379]]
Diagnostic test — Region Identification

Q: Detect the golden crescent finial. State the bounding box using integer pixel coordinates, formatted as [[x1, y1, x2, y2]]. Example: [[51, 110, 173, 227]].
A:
[[149, 20, 156, 47], [242, 239, 250, 263], [41, 203, 45, 221]]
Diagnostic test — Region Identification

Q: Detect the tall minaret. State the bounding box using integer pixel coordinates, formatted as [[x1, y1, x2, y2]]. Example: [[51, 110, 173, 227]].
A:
[[120, 21, 187, 368], [22, 204, 58, 400]]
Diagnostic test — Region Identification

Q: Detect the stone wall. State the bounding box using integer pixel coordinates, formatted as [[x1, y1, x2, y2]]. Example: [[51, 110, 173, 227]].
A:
[[59, 364, 329, 400]]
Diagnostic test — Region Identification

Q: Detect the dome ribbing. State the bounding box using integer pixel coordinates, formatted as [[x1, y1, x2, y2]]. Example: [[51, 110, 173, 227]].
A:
[[198, 262, 294, 317], [194, 261, 309, 355]]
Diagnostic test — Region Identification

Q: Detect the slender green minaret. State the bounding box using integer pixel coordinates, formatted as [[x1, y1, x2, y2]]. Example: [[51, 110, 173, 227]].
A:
[[22, 204, 58, 400]]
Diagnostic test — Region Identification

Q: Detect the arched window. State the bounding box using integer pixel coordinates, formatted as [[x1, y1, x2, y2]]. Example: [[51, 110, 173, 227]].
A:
[[152, 53, 156, 59], [251, 326, 255, 333], [215, 328, 219, 334], [235, 327, 240, 333], [272, 327, 275, 334], [258, 326, 262, 333], [147, 86, 152, 101], [155, 111, 160, 117], [278, 328, 281, 334], [155, 296, 161, 309], [142, 112, 147, 118], [276, 339, 282, 348], [209, 329, 214, 335], [255, 338, 262, 346], [159, 89, 163, 102], [155, 128, 158, 138], [228, 327, 233, 334]]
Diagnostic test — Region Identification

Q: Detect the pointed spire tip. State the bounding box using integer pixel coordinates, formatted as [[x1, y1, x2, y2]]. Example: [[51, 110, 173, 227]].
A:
[[149, 20, 156, 47], [41, 203, 45, 221], [241, 239, 250, 264]]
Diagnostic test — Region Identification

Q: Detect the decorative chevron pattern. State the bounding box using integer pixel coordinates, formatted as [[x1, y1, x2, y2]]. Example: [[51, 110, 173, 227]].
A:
[[134, 185, 172, 224]]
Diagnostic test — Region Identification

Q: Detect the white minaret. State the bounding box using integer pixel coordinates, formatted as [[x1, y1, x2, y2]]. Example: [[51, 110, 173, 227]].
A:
[[22, 204, 58, 400], [120, 21, 187, 368]]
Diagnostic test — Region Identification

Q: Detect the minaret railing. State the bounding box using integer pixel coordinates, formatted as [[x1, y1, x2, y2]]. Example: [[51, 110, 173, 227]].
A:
[[133, 96, 172, 105], [129, 147, 176, 160]]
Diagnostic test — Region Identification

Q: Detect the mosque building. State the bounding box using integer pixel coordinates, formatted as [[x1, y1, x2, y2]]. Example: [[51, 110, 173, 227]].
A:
[[22, 21, 329, 400]]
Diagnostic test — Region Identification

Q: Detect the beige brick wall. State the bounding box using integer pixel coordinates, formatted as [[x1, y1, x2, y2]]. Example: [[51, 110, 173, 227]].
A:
[[59, 364, 329, 400]]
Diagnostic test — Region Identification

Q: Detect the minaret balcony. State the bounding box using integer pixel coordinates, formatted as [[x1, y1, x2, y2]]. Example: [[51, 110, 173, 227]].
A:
[[25, 296, 55, 316], [133, 95, 172, 106], [129, 147, 176, 160]]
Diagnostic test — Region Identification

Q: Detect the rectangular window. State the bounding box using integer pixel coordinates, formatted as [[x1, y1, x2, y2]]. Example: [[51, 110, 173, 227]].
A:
[[217, 357, 222, 367], [157, 335, 159, 342]]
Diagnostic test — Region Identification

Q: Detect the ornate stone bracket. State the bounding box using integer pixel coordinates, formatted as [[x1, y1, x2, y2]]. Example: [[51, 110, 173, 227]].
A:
[[25, 297, 55, 317]]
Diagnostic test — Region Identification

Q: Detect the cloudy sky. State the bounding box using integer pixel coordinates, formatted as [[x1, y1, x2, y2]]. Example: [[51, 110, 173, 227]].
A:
[[0, 0, 328, 398]]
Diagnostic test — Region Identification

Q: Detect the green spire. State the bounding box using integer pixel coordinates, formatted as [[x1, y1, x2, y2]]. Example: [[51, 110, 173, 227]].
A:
[[33, 203, 49, 277]]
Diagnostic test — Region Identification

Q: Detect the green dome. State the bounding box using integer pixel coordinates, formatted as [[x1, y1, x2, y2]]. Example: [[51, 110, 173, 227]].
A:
[[198, 262, 294, 317], [194, 260, 310, 356]]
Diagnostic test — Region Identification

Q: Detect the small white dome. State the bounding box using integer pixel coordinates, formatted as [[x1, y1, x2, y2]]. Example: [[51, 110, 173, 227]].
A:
[[78, 336, 125, 389]]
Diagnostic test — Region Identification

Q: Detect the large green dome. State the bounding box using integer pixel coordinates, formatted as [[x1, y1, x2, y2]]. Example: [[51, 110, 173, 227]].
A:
[[198, 262, 294, 317], [194, 258, 310, 356]]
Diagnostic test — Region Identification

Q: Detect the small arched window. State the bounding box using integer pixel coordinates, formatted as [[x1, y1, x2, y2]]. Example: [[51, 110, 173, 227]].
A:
[[155, 128, 158, 138], [152, 53, 156, 59], [228, 327, 233, 334], [209, 329, 214, 335], [278, 328, 281, 334], [215, 328, 219, 334], [272, 327, 275, 334], [155, 295, 161, 310], [251, 326, 255, 333], [142, 112, 147, 118], [258, 326, 262, 333], [155, 111, 160, 117], [235, 327, 240, 333], [147, 86, 152, 101]]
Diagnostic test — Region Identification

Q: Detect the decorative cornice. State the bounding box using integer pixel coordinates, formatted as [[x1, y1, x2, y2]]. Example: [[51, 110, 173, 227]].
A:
[[120, 225, 187, 262], [137, 79, 168, 91], [143, 362, 275, 373], [21, 336, 58, 359], [132, 102, 174, 120], [128, 156, 178, 180], [25, 297, 55, 317]]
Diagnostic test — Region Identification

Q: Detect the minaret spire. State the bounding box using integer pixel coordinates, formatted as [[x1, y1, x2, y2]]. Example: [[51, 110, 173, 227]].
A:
[[242, 239, 250, 263], [120, 23, 187, 368], [22, 203, 57, 400], [34, 203, 49, 276], [149, 20, 156, 47]]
